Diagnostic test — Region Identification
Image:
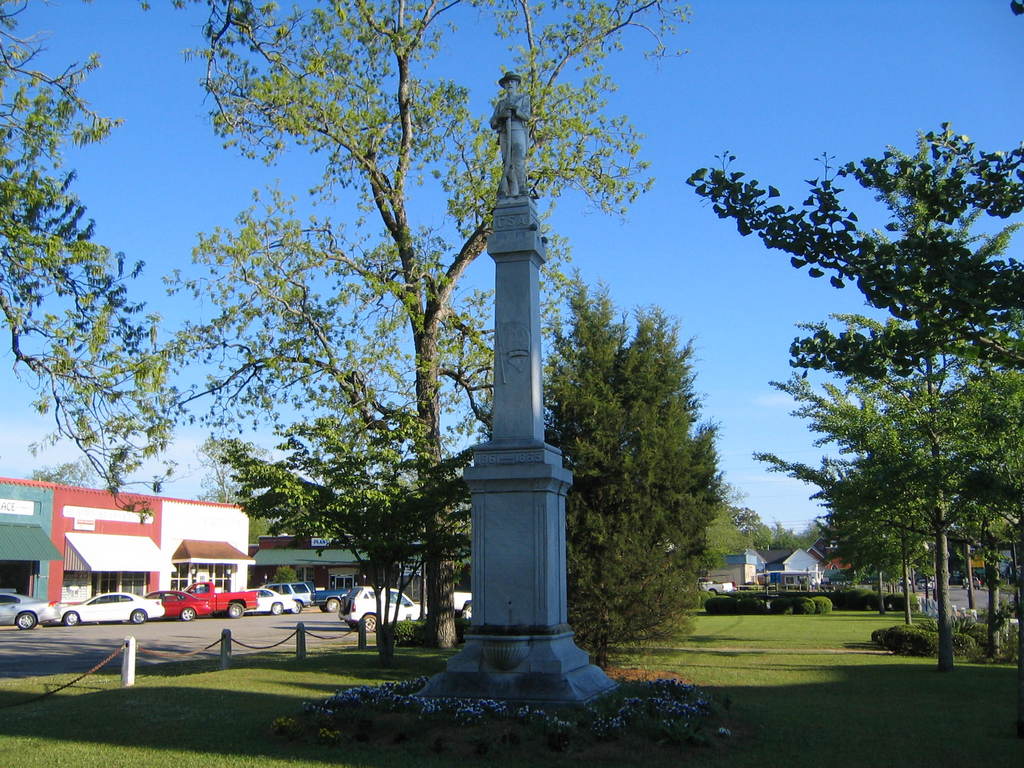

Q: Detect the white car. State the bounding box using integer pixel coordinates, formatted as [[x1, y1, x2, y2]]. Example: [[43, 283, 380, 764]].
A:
[[55, 592, 166, 626], [248, 588, 300, 615], [0, 592, 59, 630], [339, 586, 419, 631]]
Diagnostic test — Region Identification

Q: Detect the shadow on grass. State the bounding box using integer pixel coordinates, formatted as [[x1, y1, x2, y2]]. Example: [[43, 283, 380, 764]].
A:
[[3, 648, 1021, 768]]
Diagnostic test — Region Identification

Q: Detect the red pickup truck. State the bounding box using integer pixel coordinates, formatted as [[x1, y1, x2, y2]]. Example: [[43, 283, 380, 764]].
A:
[[184, 582, 259, 619]]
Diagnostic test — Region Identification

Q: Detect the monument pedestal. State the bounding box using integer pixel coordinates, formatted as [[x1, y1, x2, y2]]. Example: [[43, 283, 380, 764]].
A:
[[419, 193, 615, 705], [419, 440, 615, 705]]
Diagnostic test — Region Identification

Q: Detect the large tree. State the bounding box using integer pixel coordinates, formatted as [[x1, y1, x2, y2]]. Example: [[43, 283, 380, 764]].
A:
[[761, 318, 1009, 670], [688, 125, 1024, 375], [168, 0, 691, 647], [546, 283, 723, 668], [0, 2, 173, 491], [219, 415, 470, 666]]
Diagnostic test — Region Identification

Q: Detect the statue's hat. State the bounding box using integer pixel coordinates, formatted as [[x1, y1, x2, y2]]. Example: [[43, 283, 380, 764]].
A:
[[498, 71, 522, 87]]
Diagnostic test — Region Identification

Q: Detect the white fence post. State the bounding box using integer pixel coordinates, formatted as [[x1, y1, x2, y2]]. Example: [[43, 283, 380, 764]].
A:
[[121, 636, 136, 687]]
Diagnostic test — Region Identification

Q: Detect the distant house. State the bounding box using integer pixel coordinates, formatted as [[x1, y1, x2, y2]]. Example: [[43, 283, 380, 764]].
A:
[[705, 548, 760, 586], [755, 548, 823, 588]]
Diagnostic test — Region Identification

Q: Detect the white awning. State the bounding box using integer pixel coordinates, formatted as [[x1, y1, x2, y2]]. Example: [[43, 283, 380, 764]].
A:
[[65, 532, 173, 573]]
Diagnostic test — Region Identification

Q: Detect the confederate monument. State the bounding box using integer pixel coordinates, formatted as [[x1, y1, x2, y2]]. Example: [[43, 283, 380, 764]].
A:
[[419, 72, 616, 704]]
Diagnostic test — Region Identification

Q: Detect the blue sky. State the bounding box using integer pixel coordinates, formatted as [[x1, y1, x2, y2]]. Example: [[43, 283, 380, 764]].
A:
[[1, 0, 1020, 529]]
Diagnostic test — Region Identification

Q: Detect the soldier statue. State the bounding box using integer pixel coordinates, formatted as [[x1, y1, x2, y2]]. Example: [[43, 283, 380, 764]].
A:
[[490, 71, 531, 198]]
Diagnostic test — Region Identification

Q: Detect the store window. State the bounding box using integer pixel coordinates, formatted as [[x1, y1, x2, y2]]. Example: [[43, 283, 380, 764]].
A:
[[171, 563, 191, 590], [295, 566, 315, 584], [329, 574, 355, 591], [210, 563, 233, 591]]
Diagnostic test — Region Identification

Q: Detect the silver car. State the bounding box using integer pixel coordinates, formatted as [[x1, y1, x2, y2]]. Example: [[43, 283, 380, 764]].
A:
[[0, 592, 59, 630]]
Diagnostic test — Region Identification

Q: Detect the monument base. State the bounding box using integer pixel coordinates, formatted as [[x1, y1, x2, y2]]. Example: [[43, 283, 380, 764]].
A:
[[417, 630, 616, 706]]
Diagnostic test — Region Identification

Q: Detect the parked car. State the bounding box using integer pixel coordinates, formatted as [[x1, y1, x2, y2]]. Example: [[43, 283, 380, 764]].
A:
[[248, 588, 300, 615], [339, 586, 419, 631], [145, 590, 214, 622], [55, 592, 165, 626], [263, 582, 315, 611], [0, 592, 59, 630], [183, 582, 259, 618], [699, 580, 735, 594]]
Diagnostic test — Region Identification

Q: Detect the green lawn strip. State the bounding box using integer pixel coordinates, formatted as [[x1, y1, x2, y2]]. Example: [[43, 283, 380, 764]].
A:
[[2, 616, 1021, 768], [0, 648, 461, 768], [684, 610, 908, 649]]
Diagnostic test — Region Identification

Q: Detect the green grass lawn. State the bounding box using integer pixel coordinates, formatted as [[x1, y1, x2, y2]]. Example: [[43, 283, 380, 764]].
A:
[[0, 612, 1020, 767]]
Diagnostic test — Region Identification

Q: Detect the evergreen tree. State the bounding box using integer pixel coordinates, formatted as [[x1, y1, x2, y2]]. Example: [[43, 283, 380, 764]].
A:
[[546, 283, 722, 668]]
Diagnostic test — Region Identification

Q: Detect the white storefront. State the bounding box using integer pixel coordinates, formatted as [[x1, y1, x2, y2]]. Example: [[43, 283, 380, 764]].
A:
[[159, 499, 253, 592]]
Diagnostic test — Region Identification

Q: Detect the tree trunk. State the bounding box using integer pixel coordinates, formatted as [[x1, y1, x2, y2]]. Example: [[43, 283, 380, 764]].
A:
[[964, 541, 975, 610], [877, 570, 886, 615], [985, 558, 1000, 659], [425, 556, 457, 648], [1015, 524, 1023, 738], [902, 555, 912, 626], [934, 528, 954, 672]]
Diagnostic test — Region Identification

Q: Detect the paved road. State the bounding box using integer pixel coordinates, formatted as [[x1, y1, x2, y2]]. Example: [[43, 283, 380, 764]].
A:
[[0, 610, 357, 679]]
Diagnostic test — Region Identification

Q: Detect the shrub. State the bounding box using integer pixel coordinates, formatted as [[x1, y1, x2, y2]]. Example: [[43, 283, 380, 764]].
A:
[[878, 625, 938, 656], [393, 620, 427, 647], [792, 597, 817, 615], [870, 627, 891, 647], [695, 590, 713, 609], [736, 597, 767, 614], [704, 597, 738, 615], [883, 593, 919, 612], [952, 632, 978, 658], [769, 597, 794, 615], [811, 596, 833, 614]]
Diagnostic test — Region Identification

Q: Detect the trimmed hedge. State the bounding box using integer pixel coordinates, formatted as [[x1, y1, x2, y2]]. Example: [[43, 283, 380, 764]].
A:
[[811, 596, 833, 614], [704, 596, 739, 615], [792, 597, 817, 615], [736, 597, 768, 614], [871, 623, 981, 658]]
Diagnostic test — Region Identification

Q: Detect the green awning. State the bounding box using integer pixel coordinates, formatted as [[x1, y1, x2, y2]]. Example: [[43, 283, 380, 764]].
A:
[[254, 548, 357, 567], [0, 522, 61, 561]]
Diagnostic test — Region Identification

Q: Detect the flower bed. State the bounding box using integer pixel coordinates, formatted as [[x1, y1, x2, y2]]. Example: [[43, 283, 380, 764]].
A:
[[271, 672, 730, 757]]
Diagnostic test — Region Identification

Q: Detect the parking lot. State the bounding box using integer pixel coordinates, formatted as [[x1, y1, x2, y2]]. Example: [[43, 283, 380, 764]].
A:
[[0, 610, 356, 679]]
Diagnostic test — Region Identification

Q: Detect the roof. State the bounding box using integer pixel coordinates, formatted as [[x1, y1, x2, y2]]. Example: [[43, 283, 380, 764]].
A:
[[172, 539, 253, 563], [253, 548, 358, 567], [0, 476, 241, 509], [757, 549, 798, 566], [0, 522, 61, 561], [65, 532, 172, 572]]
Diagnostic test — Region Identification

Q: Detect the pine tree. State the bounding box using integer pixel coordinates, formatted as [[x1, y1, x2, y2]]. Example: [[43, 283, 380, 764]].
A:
[[546, 284, 723, 667]]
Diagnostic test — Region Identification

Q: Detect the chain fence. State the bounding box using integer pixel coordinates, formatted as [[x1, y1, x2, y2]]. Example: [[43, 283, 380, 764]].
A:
[[2, 621, 355, 709]]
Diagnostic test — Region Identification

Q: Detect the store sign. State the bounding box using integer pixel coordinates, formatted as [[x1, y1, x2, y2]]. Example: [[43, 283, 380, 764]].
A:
[[0, 498, 35, 516], [310, 538, 328, 548], [74, 517, 96, 531]]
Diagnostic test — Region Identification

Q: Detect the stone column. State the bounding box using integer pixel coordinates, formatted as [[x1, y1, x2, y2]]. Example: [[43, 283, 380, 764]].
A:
[[418, 195, 615, 705]]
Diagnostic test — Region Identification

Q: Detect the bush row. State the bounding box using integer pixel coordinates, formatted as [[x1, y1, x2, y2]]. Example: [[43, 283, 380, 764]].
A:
[[704, 595, 833, 615]]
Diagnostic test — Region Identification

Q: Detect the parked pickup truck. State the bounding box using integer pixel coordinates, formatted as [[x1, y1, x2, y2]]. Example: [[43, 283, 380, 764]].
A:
[[313, 587, 351, 614], [699, 580, 735, 595], [184, 582, 259, 618]]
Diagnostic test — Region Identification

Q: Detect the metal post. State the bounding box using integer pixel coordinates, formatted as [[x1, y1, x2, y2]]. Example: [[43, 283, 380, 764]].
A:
[[121, 636, 136, 687], [296, 621, 306, 660], [220, 628, 232, 670]]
